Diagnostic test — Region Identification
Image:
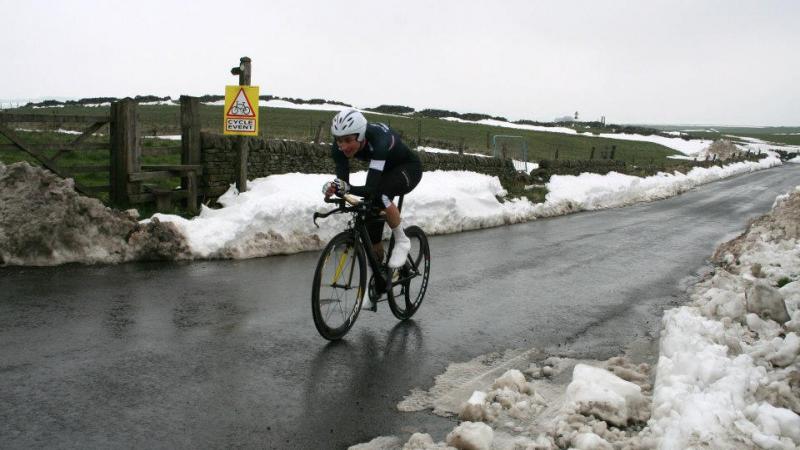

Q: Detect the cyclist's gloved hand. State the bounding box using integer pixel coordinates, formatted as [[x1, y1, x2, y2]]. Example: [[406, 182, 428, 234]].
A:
[[332, 178, 350, 196], [322, 181, 336, 196]]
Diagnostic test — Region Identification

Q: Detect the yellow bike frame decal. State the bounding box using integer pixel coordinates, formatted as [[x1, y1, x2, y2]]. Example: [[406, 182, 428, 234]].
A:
[[331, 248, 350, 284]]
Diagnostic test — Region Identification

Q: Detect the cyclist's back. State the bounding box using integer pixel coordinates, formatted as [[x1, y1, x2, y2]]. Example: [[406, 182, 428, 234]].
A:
[[330, 122, 421, 198]]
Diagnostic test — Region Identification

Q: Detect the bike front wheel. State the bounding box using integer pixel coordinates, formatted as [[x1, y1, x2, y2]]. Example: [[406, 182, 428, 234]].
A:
[[312, 232, 367, 340], [387, 226, 431, 320]]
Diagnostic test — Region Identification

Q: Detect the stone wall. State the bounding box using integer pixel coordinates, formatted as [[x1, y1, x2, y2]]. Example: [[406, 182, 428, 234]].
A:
[[530, 153, 763, 182], [533, 159, 626, 178], [200, 133, 517, 197]]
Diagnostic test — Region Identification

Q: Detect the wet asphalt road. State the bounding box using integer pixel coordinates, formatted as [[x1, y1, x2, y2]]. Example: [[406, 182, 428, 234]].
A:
[[1, 164, 799, 449]]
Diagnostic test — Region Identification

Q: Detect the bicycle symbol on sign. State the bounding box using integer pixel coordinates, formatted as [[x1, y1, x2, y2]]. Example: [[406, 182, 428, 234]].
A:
[[230, 101, 252, 116]]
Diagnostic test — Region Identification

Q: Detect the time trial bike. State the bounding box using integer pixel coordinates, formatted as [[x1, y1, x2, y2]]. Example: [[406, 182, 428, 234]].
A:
[[311, 194, 430, 340]]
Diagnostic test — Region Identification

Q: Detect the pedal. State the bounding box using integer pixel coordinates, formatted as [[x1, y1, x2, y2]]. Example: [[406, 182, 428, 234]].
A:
[[368, 273, 386, 304]]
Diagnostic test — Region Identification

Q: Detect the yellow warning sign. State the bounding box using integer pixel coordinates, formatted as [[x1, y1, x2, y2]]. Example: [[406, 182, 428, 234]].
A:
[[223, 85, 259, 136]]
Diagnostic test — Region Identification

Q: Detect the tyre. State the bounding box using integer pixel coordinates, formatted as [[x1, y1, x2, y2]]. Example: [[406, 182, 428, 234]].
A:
[[311, 231, 367, 340], [387, 226, 430, 320]]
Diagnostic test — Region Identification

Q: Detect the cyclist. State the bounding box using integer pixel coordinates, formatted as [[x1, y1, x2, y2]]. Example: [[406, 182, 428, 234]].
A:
[[323, 108, 422, 270]]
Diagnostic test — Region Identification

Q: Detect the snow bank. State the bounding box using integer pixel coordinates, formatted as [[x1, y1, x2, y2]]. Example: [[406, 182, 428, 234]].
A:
[[0, 162, 190, 266], [146, 170, 538, 259], [544, 155, 781, 212], [152, 154, 779, 261], [645, 186, 800, 449]]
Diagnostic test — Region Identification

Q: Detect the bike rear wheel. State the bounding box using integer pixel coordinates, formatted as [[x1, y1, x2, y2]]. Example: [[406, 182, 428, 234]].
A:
[[387, 226, 431, 320], [312, 232, 367, 340]]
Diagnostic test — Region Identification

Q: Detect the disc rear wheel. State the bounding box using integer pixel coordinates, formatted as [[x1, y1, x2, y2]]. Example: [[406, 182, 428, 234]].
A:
[[387, 226, 430, 320]]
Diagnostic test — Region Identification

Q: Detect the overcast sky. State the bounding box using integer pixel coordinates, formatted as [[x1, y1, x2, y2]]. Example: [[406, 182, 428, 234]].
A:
[[2, 0, 798, 126]]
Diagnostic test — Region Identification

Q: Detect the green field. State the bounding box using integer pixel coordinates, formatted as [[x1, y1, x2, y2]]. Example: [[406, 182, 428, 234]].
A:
[[1, 104, 688, 165], [651, 125, 800, 146]]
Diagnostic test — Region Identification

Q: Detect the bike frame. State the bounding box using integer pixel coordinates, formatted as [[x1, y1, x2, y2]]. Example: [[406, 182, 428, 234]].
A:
[[314, 195, 405, 287]]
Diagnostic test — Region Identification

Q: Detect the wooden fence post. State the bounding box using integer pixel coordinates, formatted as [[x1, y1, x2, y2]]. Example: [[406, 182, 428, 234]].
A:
[[181, 95, 201, 214], [110, 98, 140, 207], [235, 137, 248, 193], [231, 56, 252, 193], [314, 120, 325, 144]]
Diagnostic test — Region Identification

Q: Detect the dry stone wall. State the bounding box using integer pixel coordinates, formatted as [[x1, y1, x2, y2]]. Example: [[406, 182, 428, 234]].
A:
[[200, 133, 517, 197]]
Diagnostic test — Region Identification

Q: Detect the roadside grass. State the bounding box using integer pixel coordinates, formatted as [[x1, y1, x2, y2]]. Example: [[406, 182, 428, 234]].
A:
[[501, 178, 548, 203]]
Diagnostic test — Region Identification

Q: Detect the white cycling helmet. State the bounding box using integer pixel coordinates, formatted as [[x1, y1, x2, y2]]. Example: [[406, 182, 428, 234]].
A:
[[331, 108, 367, 142]]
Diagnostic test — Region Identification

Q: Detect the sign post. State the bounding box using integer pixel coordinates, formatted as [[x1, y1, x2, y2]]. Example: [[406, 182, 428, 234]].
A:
[[225, 57, 259, 192]]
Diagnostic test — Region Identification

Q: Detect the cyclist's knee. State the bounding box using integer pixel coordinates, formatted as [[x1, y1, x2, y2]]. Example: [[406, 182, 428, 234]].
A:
[[373, 242, 384, 261], [381, 194, 392, 209]]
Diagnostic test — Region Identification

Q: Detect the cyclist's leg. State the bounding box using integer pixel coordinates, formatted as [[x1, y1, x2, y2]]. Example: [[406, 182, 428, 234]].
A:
[[367, 216, 385, 262], [366, 214, 387, 302], [376, 163, 422, 268], [376, 162, 422, 214]]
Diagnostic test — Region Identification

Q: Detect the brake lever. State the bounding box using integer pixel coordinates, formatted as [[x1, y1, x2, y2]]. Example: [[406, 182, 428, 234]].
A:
[[313, 212, 322, 228]]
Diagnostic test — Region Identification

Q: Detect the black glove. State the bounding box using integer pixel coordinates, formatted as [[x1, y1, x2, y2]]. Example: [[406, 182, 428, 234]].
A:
[[332, 178, 350, 196]]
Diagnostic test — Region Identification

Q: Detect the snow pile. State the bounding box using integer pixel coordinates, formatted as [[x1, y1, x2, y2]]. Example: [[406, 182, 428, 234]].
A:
[[543, 154, 781, 212], [564, 364, 650, 427], [0, 161, 190, 265], [356, 357, 655, 449], [445, 422, 493, 450], [644, 186, 800, 449]]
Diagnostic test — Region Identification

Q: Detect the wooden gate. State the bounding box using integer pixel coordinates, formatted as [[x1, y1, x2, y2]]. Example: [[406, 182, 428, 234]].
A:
[[0, 96, 202, 214], [110, 97, 201, 214], [0, 112, 111, 196]]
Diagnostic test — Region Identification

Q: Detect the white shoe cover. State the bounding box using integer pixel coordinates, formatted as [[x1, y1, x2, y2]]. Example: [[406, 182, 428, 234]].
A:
[[388, 235, 411, 269]]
